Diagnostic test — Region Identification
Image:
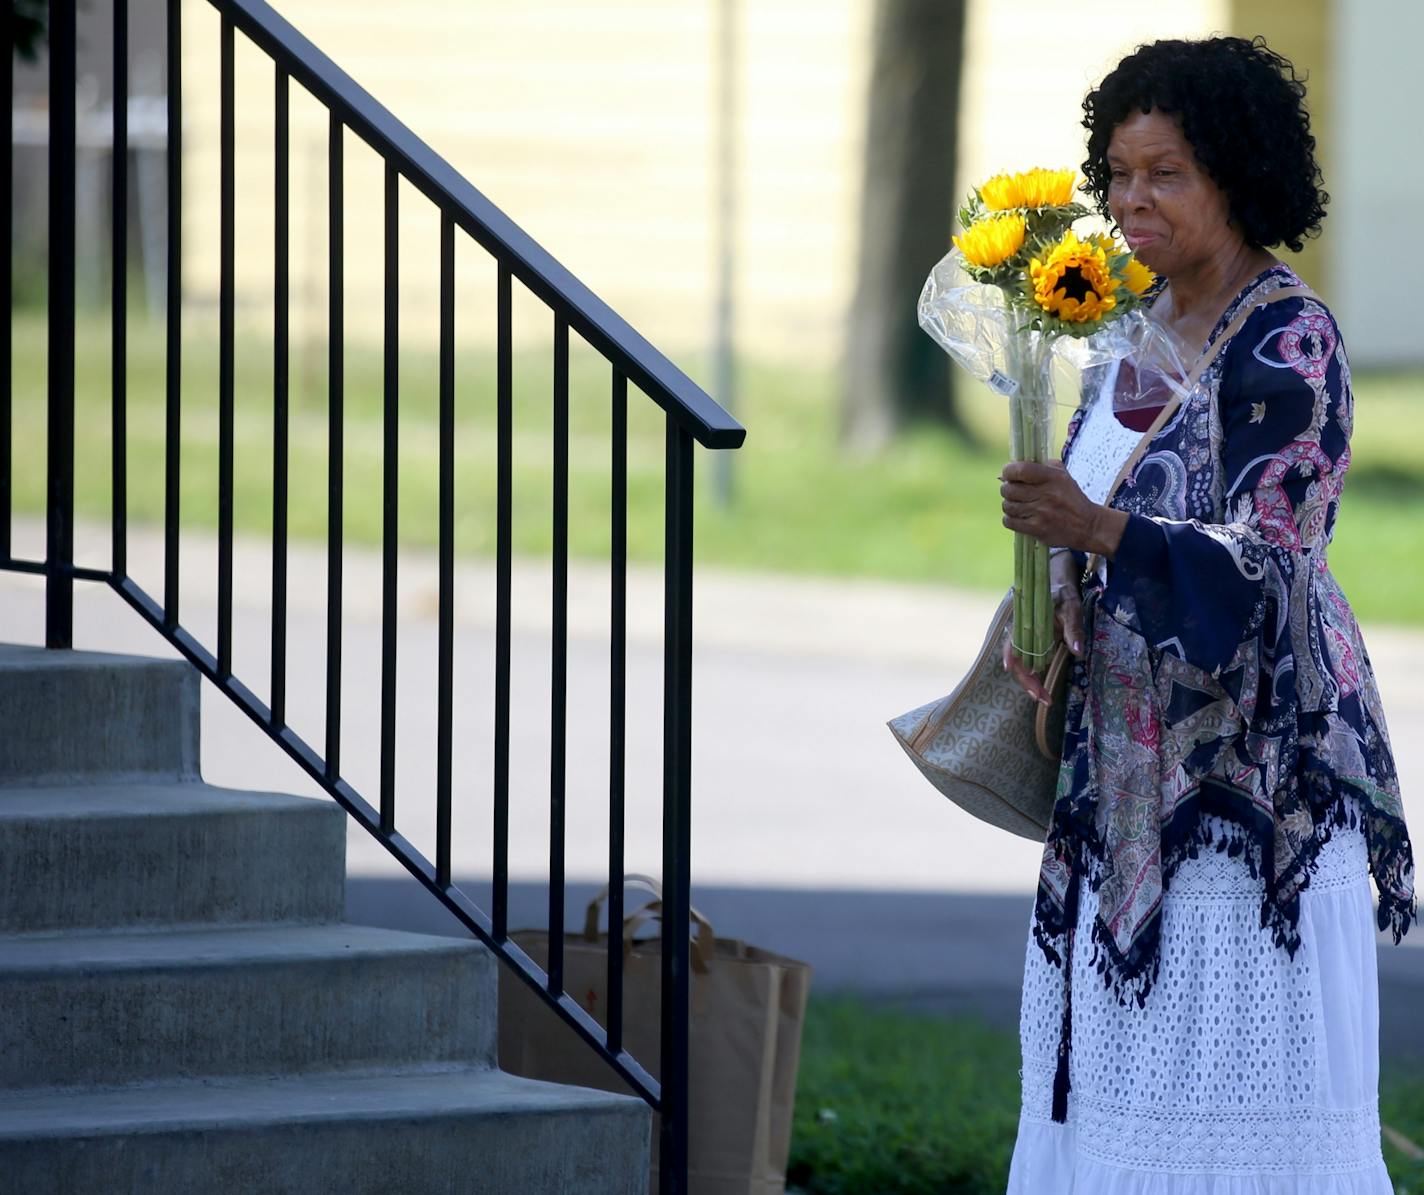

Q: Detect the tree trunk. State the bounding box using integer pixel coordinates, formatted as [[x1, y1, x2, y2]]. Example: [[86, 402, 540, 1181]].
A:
[[13, 0, 49, 61], [842, 0, 968, 451]]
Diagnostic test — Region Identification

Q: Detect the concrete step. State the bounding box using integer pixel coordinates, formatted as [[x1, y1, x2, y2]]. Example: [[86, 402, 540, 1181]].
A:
[[0, 1066, 651, 1194], [0, 646, 199, 785], [0, 924, 498, 1089], [0, 782, 346, 933]]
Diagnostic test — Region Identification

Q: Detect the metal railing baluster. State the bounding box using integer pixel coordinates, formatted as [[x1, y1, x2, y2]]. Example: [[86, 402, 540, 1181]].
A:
[[607, 368, 628, 1055], [325, 112, 344, 780], [548, 314, 569, 994], [380, 163, 399, 835], [436, 212, 454, 889], [0, 0, 10, 564], [660, 419, 696, 1192], [493, 262, 512, 941], [270, 66, 290, 728], [164, 0, 182, 630], [217, 13, 235, 678], [111, 0, 128, 579], [46, 0, 77, 649]]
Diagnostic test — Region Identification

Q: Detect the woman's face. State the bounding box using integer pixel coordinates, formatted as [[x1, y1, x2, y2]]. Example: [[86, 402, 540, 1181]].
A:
[[1105, 108, 1240, 279]]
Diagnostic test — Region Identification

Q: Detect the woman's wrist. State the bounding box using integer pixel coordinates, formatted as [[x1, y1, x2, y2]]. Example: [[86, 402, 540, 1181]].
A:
[[1085, 506, 1130, 560], [1049, 547, 1078, 591]]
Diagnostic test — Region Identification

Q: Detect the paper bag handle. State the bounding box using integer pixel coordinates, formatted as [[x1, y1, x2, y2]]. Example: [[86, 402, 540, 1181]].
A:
[[582, 872, 663, 939], [583, 873, 716, 975], [622, 901, 715, 975]]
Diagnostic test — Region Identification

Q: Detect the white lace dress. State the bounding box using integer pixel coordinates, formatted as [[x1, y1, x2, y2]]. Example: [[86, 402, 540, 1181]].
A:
[[1006, 363, 1392, 1193], [1008, 799, 1390, 1192]]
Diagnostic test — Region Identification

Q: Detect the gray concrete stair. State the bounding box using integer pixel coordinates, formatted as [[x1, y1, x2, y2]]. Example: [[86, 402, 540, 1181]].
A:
[[0, 1067, 651, 1194], [0, 924, 498, 1088], [0, 644, 651, 1193], [0, 645, 199, 785], [0, 782, 346, 932]]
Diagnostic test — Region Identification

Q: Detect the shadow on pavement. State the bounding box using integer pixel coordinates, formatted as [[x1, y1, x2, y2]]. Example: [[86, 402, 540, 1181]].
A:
[[347, 873, 1424, 1073]]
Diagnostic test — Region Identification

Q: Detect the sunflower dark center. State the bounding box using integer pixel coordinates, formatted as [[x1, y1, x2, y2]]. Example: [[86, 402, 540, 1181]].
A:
[[1057, 265, 1096, 303]]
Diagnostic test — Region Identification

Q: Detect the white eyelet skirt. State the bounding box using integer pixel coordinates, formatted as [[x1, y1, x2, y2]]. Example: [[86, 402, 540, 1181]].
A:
[[1007, 795, 1393, 1193]]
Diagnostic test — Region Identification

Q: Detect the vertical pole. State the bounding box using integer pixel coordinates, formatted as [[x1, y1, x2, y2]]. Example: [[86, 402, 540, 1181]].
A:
[[710, 0, 737, 509], [216, 13, 235, 678], [606, 368, 628, 1056], [548, 313, 569, 995], [164, 0, 182, 630], [379, 164, 399, 835], [492, 263, 512, 942], [435, 212, 454, 889], [270, 67, 290, 728], [111, 0, 129, 578], [659, 420, 695, 1194], [325, 113, 343, 780], [46, 0, 77, 648], [0, 0, 13, 562]]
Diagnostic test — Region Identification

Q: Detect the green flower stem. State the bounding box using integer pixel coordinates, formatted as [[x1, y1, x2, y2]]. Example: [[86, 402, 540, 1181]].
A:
[[1006, 330, 1055, 674], [1021, 531, 1038, 668], [1012, 525, 1025, 664]]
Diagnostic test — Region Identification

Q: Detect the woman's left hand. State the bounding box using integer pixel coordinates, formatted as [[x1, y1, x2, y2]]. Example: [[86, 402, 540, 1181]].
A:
[[1000, 460, 1128, 557]]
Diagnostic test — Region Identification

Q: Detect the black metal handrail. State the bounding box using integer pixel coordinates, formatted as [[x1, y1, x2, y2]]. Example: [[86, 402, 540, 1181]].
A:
[[4, 4, 745, 1192]]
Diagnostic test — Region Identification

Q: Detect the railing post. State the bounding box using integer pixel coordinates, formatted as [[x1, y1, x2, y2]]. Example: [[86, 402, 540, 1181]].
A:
[[46, 0, 77, 648], [112, 0, 129, 579], [660, 420, 695, 1195], [163, 0, 182, 630], [0, 0, 12, 563]]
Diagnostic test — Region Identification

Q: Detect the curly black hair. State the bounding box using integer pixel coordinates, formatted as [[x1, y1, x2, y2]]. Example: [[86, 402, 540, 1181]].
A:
[[1081, 36, 1328, 253]]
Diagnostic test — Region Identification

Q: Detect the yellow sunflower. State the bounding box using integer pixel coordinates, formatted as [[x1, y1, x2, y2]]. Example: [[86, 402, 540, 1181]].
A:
[[1090, 233, 1156, 296], [980, 168, 1078, 211], [1123, 255, 1156, 296], [953, 212, 1026, 269], [1029, 230, 1119, 323]]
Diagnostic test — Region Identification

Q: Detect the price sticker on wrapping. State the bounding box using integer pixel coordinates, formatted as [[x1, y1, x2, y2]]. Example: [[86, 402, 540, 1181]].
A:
[[987, 369, 1020, 397]]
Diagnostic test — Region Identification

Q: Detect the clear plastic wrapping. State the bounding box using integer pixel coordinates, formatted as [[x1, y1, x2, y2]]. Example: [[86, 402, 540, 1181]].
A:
[[916, 244, 1192, 671], [917, 246, 1193, 422]]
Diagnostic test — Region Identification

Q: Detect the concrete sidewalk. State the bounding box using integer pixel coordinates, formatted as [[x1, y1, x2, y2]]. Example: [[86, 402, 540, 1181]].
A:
[[2, 517, 1057, 893], [4, 517, 1424, 1052], [5, 516, 1421, 894]]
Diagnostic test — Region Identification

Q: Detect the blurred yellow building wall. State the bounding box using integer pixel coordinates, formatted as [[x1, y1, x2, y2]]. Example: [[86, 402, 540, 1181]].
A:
[[1225, 0, 1332, 295], [178, 0, 1237, 368]]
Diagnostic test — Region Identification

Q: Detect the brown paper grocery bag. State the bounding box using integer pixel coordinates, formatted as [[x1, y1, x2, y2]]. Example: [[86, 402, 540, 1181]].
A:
[[498, 876, 812, 1195]]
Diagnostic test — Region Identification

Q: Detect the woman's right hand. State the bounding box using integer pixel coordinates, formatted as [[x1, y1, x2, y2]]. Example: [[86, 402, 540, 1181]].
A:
[[1002, 551, 1086, 704]]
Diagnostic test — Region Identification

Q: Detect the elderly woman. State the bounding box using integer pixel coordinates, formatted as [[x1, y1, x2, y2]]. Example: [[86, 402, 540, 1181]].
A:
[[998, 36, 1417, 1191]]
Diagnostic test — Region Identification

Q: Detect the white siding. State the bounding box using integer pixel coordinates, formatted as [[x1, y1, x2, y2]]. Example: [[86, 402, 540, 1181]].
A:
[[1330, 0, 1424, 366], [178, 0, 1228, 365]]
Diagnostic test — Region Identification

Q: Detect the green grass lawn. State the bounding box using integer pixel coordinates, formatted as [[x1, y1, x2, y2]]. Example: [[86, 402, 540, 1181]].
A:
[[9, 309, 1423, 625], [789, 992, 1424, 1194]]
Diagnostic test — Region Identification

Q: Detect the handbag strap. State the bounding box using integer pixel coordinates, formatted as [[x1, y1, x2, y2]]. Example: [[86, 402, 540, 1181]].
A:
[[1032, 640, 1073, 757]]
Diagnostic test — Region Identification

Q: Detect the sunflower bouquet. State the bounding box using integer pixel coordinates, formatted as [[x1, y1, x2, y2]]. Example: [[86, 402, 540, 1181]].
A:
[[918, 167, 1158, 674]]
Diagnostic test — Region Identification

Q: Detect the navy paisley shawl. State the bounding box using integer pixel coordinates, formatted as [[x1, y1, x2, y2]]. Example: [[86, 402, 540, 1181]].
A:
[[1032, 264, 1418, 1028]]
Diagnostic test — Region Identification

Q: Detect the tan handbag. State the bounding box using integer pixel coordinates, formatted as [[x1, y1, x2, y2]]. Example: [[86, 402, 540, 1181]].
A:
[[888, 285, 1316, 841]]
